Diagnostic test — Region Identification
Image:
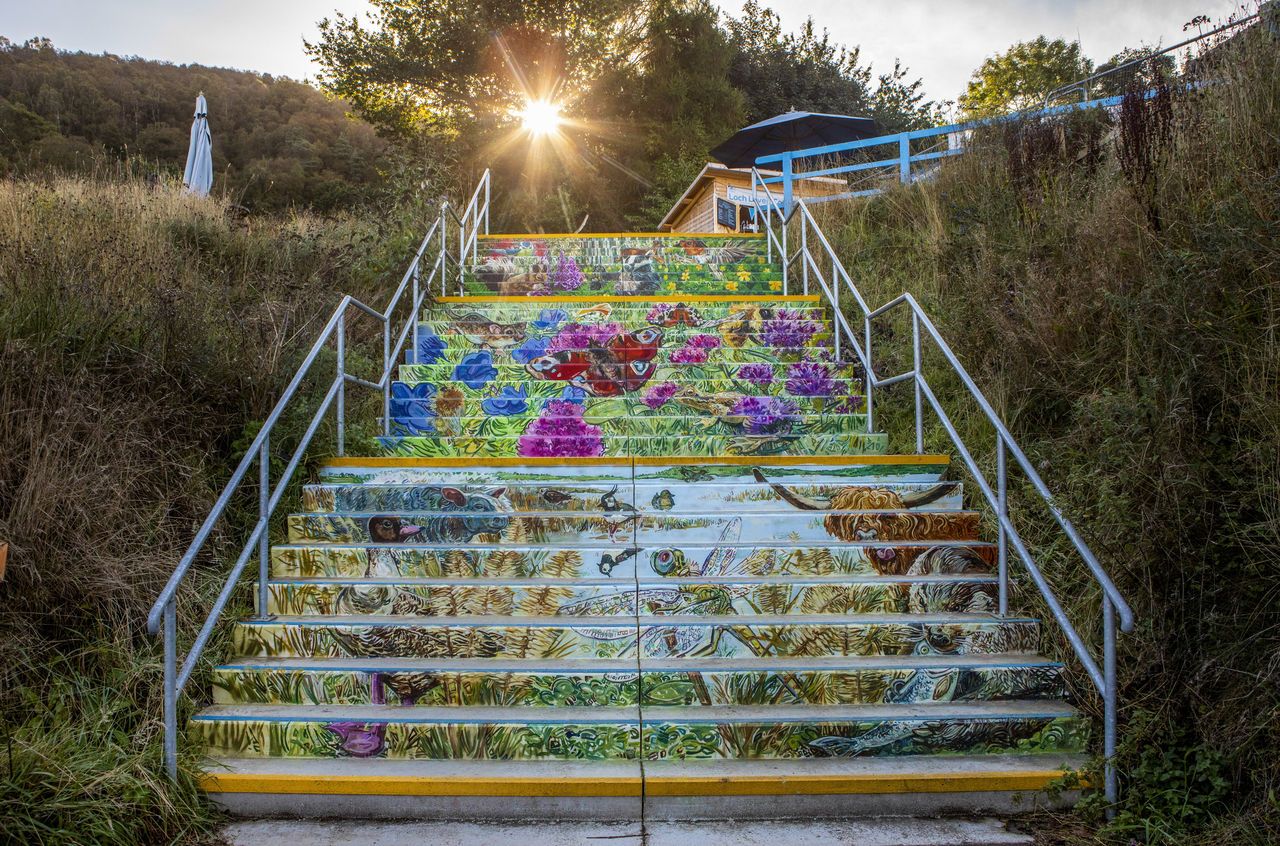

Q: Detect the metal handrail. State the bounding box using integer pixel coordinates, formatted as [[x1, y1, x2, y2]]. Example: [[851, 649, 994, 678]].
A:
[[752, 170, 1132, 808], [148, 171, 491, 778]]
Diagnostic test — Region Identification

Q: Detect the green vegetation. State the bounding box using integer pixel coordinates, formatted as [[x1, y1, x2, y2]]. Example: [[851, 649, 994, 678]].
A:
[[959, 36, 1093, 116], [807, 20, 1280, 844], [0, 176, 408, 843], [0, 38, 391, 211]]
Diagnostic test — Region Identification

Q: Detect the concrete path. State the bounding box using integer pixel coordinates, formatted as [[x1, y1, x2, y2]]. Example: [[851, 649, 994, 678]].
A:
[[222, 818, 1033, 846]]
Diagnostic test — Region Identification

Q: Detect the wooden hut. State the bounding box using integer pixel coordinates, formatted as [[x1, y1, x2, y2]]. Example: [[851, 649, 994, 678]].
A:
[[658, 162, 845, 233]]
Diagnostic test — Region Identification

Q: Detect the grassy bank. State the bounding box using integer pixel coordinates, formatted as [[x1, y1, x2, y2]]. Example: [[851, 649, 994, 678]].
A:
[[0, 175, 412, 844], [810, 23, 1279, 845]]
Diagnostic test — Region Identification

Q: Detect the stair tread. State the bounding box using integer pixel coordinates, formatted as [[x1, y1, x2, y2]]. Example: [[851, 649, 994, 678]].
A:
[[215, 653, 1061, 672], [194, 699, 1078, 722], [262, 574, 997, 586], [239, 612, 1036, 626]]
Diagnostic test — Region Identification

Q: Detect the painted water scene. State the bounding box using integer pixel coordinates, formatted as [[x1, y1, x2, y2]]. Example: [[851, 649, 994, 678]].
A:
[[2, 2, 1277, 845]]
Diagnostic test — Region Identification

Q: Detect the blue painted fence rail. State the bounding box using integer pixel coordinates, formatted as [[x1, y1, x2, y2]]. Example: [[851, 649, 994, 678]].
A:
[[756, 91, 1148, 213]]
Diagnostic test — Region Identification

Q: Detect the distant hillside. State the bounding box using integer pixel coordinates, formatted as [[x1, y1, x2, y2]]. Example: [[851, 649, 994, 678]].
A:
[[0, 38, 391, 211]]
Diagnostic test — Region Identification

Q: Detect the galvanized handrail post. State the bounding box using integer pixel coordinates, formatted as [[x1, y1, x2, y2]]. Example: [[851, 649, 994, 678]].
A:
[[832, 256, 841, 362], [163, 598, 177, 780], [382, 315, 391, 433], [1104, 597, 1118, 814], [439, 203, 448, 296], [912, 311, 923, 453], [997, 435, 1009, 615], [335, 310, 345, 455], [256, 431, 270, 620], [483, 172, 490, 235], [863, 314, 874, 433], [411, 258, 421, 367], [800, 217, 809, 295]]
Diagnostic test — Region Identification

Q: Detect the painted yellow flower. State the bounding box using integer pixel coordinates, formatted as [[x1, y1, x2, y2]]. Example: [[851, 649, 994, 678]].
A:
[[725, 280, 739, 291], [680, 270, 690, 281], [737, 270, 751, 281], [769, 280, 782, 291], [666, 282, 677, 291]]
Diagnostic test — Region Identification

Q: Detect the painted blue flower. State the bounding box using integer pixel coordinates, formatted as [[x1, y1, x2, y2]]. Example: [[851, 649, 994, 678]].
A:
[[532, 308, 569, 332], [454, 351, 498, 389], [389, 382, 437, 434], [415, 328, 447, 364], [543, 385, 587, 409], [511, 335, 549, 365], [482, 385, 529, 417]]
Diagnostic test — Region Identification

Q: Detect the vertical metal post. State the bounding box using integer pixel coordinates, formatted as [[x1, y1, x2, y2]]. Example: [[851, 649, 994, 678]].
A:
[[382, 316, 391, 434], [800, 216, 809, 295], [781, 154, 794, 217], [457, 209, 465, 292], [832, 257, 841, 362], [899, 135, 911, 183], [411, 259, 421, 365], [912, 312, 923, 453], [256, 431, 270, 619], [484, 173, 490, 235], [163, 598, 177, 781], [997, 435, 1009, 615], [780, 212, 788, 294], [335, 310, 345, 455], [439, 203, 448, 296], [864, 315, 874, 433], [1104, 597, 1118, 815]]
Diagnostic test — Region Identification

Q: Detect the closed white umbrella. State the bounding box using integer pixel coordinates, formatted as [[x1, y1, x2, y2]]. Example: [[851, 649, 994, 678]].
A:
[[182, 93, 213, 196]]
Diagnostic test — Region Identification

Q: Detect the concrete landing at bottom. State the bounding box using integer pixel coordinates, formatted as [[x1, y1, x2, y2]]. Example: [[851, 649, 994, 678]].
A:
[[222, 818, 1034, 846]]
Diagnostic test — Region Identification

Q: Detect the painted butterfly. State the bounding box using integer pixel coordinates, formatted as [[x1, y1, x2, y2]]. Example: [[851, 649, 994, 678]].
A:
[[526, 327, 663, 397]]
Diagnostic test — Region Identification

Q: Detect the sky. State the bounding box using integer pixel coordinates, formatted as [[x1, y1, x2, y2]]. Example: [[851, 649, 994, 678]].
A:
[[0, 0, 1251, 104]]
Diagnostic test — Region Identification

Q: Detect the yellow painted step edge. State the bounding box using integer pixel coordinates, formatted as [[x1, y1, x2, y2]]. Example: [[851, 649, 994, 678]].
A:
[[436, 294, 817, 304], [201, 769, 1076, 797], [325, 455, 948, 469]]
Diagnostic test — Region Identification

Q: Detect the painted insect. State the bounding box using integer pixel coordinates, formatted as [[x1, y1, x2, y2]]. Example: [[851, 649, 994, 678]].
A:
[[525, 327, 663, 397]]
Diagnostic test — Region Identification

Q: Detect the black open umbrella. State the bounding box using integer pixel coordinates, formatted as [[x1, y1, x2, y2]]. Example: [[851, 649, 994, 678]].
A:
[[710, 111, 882, 168]]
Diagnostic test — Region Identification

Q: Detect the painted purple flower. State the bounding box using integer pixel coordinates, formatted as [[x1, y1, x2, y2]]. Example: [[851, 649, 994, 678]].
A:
[[552, 251, 586, 291], [547, 322, 623, 352], [518, 401, 605, 457], [670, 345, 709, 364], [642, 382, 679, 410], [785, 361, 842, 397], [645, 303, 672, 324], [737, 363, 774, 388], [761, 309, 819, 349], [686, 334, 721, 350], [731, 396, 798, 435]]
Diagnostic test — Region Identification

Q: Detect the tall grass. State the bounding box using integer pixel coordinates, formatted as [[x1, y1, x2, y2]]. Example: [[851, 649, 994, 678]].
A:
[[0, 174, 412, 843], [807, 19, 1280, 844]]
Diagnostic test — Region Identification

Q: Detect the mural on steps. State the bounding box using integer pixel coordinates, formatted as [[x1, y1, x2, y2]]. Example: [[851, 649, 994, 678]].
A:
[[464, 236, 779, 296]]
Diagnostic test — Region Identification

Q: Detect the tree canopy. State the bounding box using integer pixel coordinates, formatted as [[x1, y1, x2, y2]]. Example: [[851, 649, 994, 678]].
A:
[[959, 36, 1093, 117]]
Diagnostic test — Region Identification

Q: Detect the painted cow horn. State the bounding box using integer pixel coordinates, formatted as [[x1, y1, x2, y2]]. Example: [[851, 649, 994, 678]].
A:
[[899, 482, 960, 509], [752, 469, 830, 510]]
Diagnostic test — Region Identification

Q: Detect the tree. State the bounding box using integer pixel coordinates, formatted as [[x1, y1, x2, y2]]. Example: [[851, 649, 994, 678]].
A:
[[959, 36, 1093, 117]]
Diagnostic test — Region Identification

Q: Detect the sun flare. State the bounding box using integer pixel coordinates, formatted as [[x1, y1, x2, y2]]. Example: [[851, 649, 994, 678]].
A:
[[516, 99, 564, 136]]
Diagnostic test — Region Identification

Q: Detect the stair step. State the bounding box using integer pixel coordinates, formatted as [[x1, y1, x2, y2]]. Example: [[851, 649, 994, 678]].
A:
[[256, 572, 1001, 617], [285, 506, 977, 545], [199, 753, 1086, 817], [189, 700, 1083, 761], [301, 478, 964, 513], [272, 541, 996, 580], [230, 613, 1040, 659], [212, 653, 1065, 707], [372, 433, 888, 460]]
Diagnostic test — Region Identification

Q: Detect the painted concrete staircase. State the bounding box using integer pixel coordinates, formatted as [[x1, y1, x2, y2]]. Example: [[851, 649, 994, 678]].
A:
[[196, 234, 1086, 819]]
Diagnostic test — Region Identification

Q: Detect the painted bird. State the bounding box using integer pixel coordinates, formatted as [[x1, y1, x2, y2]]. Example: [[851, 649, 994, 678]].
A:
[[650, 489, 675, 511], [367, 516, 423, 544], [598, 486, 638, 542]]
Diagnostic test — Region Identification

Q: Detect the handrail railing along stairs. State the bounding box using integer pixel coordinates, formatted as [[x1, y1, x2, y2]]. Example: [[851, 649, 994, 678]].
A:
[[750, 168, 1134, 810], [146, 170, 491, 779]]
